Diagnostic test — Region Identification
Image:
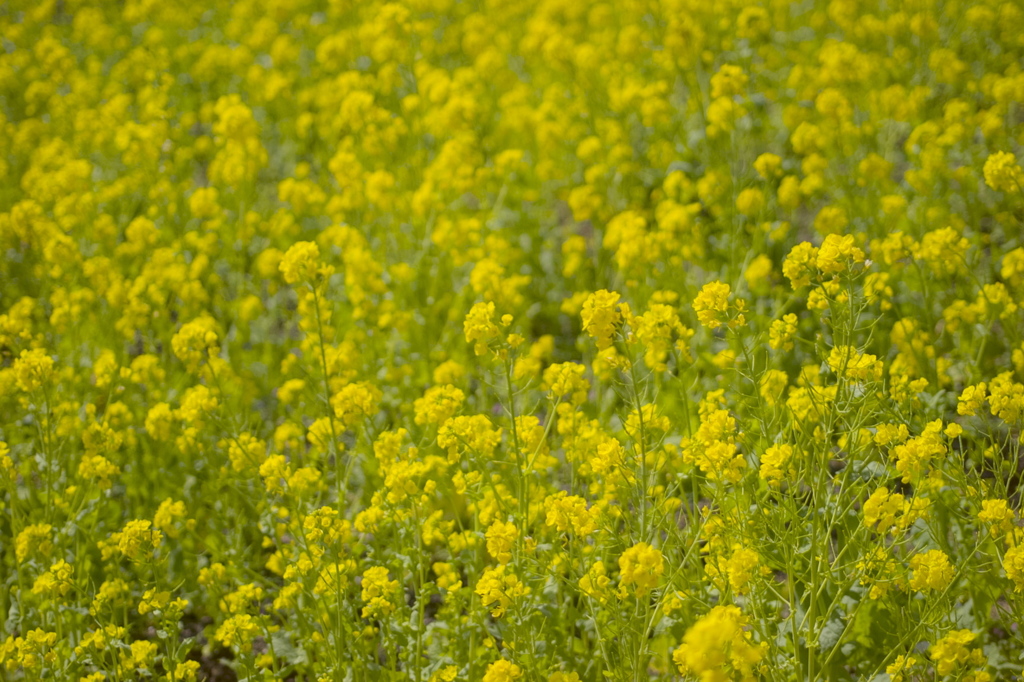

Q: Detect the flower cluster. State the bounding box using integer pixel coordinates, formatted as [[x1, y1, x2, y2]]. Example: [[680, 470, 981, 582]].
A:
[[2, 0, 1024, 680]]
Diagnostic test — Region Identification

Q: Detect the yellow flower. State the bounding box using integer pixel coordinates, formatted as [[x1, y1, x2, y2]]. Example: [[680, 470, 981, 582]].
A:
[[988, 372, 1024, 424], [815, 234, 864, 274], [874, 423, 909, 447], [759, 443, 794, 485], [2, 629, 58, 672], [13, 348, 54, 392], [826, 345, 882, 382], [541, 362, 590, 405], [360, 566, 399, 619], [977, 499, 1015, 537], [1001, 247, 1024, 286], [413, 385, 465, 426], [280, 240, 329, 285], [78, 453, 120, 490], [579, 561, 612, 603], [929, 630, 987, 677], [769, 313, 798, 351], [862, 486, 930, 536], [753, 153, 782, 179], [475, 565, 529, 617], [681, 406, 745, 483], [171, 317, 219, 371], [31, 560, 74, 599], [913, 227, 969, 275], [215, 614, 261, 651], [783, 242, 819, 289], [706, 545, 762, 595], [112, 520, 162, 563], [483, 660, 522, 682], [485, 520, 518, 564], [909, 549, 954, 592], [189, 186, 220, 218], [464, 301, 500, 355], [432, 562, 462, 593], [138, 588, 171, 615], [1002, 544, 1024, 591], [710, 64, 748, 98], [672, 606, 764, 680], [581, 290, 622, 349], [544, 492, 600, 536], [15, 524, 53, 562], [331, 382, 382, 429], [618, 542, 664, 597], [857, 547, 905, 600], [693, 281, 745, 330], [743, 254, 773, 293], [437, 414, 503, 462], [813, 205, 849, 235], [890, 421, 946, 483], [957, 383, 987, 416], [886, 655, 919, 682], [983, 151, 1023, 193], [430, 665, 459, 682], [735, 187, 765, 216]]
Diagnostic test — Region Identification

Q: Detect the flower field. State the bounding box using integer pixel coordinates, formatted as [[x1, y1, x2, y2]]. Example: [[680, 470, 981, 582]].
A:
[[3, 0, 1024, 680]]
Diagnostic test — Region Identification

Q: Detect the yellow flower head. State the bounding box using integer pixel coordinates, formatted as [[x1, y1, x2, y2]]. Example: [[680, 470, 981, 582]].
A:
[[581, 290, 623, 350], [618, 542, 664, 597]]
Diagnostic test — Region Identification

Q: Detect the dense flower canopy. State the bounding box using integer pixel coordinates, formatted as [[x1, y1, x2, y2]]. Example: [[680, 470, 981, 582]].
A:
[[2, 0, 1024, 680]]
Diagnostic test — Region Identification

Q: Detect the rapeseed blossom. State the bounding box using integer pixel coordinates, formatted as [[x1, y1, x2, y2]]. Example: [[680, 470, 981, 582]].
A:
[[1, 1, 1023, 679]]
